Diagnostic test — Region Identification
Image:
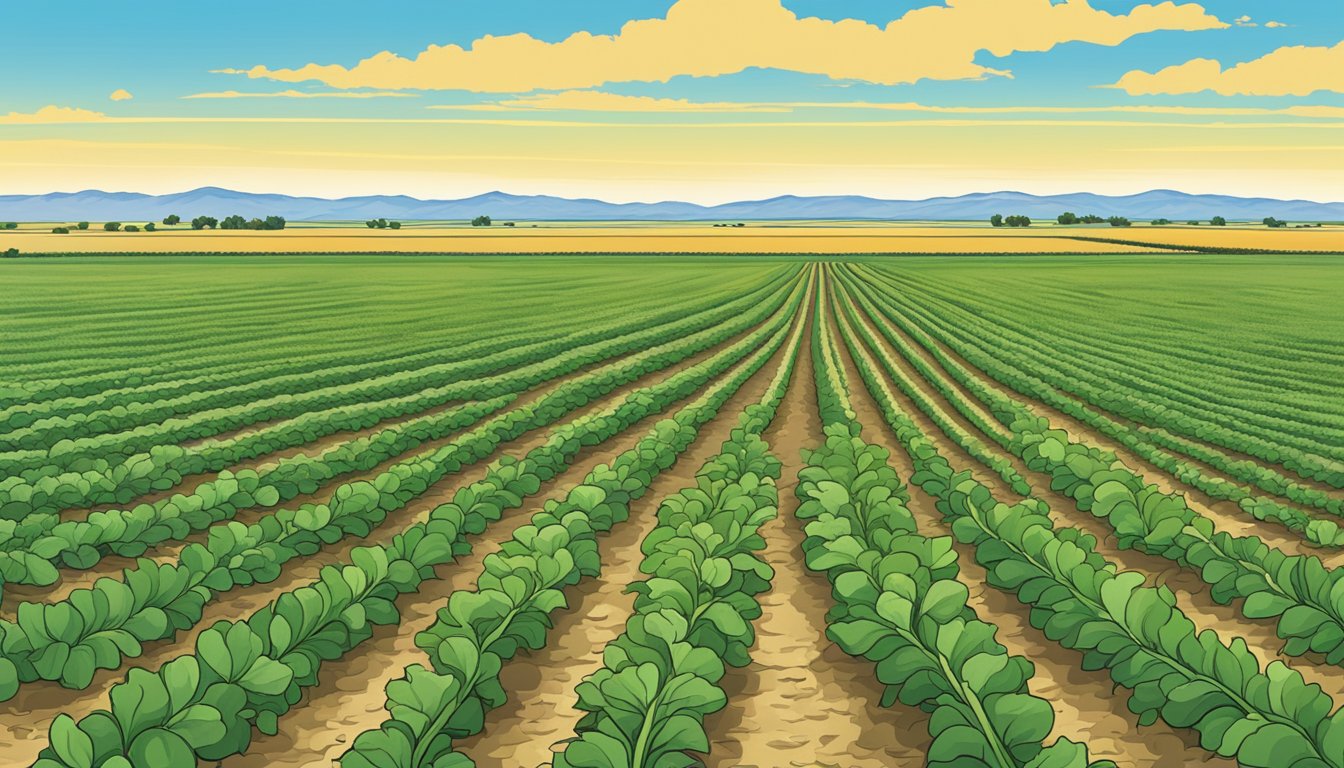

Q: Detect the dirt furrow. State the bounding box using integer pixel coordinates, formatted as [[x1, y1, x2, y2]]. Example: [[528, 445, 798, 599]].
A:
[[704, 308, 928, 768], [458, 335, 789, 768], [6, 327, 753, 609], [849, 300, 1344, 703], [0, 328, 772, 766], [834, 300, 1228, 768], [225, 335, 791, 768], [872, 287, 1342, 565]]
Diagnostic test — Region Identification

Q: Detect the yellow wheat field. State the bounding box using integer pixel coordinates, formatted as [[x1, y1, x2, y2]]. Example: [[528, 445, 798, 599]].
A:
[[2, 224, 1340, 254]]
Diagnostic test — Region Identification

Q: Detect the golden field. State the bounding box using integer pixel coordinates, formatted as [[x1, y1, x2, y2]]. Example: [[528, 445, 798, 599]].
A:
[[2, 223, 1341, 254]]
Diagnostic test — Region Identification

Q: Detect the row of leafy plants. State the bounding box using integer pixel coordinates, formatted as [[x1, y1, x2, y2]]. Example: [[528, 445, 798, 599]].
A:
[[832, 282, 1344, 768], [829, 279, 1029, 495], [335, 272, 810, 768], [842, 266, 1343, 543], [0, 272, 800, 479], [857, 262, 1340, 436], [552, 422, 783, 766], [0, 272, 800, 522], [801, 285, 1103, 768], [548, 306, 809, 766], [0, 270, 795, 447], [0, 285, 804, 703], [0, 282, 804, 591], [24, 287, 806, 768], [854, 264, 1343, 489], [1, 266, 795, 413], [843, 268, 1344, 685]]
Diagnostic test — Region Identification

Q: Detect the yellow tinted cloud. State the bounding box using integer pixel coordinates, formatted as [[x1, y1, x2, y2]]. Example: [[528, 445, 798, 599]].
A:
[[109, 89, 134, 102], [0, 105, 107, 124], [183, 89, 417, 99], [447, 93, 1344, 118], [233, 0, 1225, 92], [1109, 41, 1344, 95], [449, 90, 790, 112]]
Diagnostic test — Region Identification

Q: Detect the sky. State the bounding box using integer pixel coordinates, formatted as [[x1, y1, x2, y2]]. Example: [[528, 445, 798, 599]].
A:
[[1, 0, 1341, 203]]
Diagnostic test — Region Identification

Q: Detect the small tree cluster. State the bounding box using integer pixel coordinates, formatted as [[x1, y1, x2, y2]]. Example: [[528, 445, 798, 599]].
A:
[[219, 215, 286, 230], [104, 222, 121, 232], [1003, 215, 1032, 227], [366, 218, 402, 229], [1151, 218, 1172, 225], [51, 226, 70, 234], [1263, 217, 1289, 228], [162, 214, 181, 226], [1211, 216, 1227, 226], [1108, 216, 1132, 227], [1, 222, 17, 230], [471, 215, 492, 227], [2, 248, 17, 258], [1056, 213, 1108, 225], [192, 216, 218, 230]]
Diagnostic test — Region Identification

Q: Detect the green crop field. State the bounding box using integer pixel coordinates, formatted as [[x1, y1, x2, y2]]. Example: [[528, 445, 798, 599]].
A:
[[1, 254, 1343, 768]]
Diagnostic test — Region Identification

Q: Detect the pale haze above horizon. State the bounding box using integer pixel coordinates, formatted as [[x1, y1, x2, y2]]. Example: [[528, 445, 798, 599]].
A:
[[2, 0, 1341, 204]]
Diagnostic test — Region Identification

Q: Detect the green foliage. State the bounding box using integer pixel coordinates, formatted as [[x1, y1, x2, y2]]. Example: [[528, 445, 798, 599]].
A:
[[989, 214, 1003, 227], [102, 222, 121, 232], [471, 215, 491, 227], [162, 214, 180, 226], [1107, 216, 1131, 227], [1211, 215, 1227, 225], [190, 216, 217, 230], [76, 222, 89, 230], [51, 227, 70, 234], [1003, 215, 1031, 227]]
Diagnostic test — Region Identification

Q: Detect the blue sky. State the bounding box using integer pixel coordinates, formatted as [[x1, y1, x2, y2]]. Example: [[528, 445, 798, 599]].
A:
[[1, 0, 1340, 201]]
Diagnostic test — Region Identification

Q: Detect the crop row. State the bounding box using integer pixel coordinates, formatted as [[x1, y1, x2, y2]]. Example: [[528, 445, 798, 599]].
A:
[[0, 270, 800, 480], [0, 270, 794, 448], [0, 281, 807, 704], [3, 266, 793, 411], [857, 265, 1344, 488], [0, 271, 797, 524], [554, 420, 783, 766], [337, 270, 811, 768], [843, 266, 1344, 687], [843, 266, 1344, 704], [0, 278, 803, 588], [860, 267, 1344, 489], [25, 271, 807, 768], [805, 285, 1101, 768], [859, 263, 1343, 435], [840, 266, 1342, 542], [833, 279, 1344, 768], [0, 270, 784, 430]]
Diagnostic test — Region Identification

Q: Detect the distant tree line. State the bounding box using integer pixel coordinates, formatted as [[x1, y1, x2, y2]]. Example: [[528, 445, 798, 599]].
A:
[[989, 214, 1032, 227], [471, 215, 492, 227], [366, 218, 402, 229]]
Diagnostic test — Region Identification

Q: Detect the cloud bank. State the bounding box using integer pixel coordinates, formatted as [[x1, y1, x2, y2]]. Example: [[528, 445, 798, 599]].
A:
[[228, 0, 1226, 92], [1109, 41, 1344, 95]]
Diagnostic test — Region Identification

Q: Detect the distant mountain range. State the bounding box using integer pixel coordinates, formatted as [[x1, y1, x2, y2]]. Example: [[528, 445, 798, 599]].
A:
[[1, 187, 1341, 222]]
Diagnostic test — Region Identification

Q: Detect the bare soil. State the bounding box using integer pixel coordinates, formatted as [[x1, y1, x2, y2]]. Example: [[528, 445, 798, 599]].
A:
[[704, 298, 930, 768], [0, 321, 772, 766]]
